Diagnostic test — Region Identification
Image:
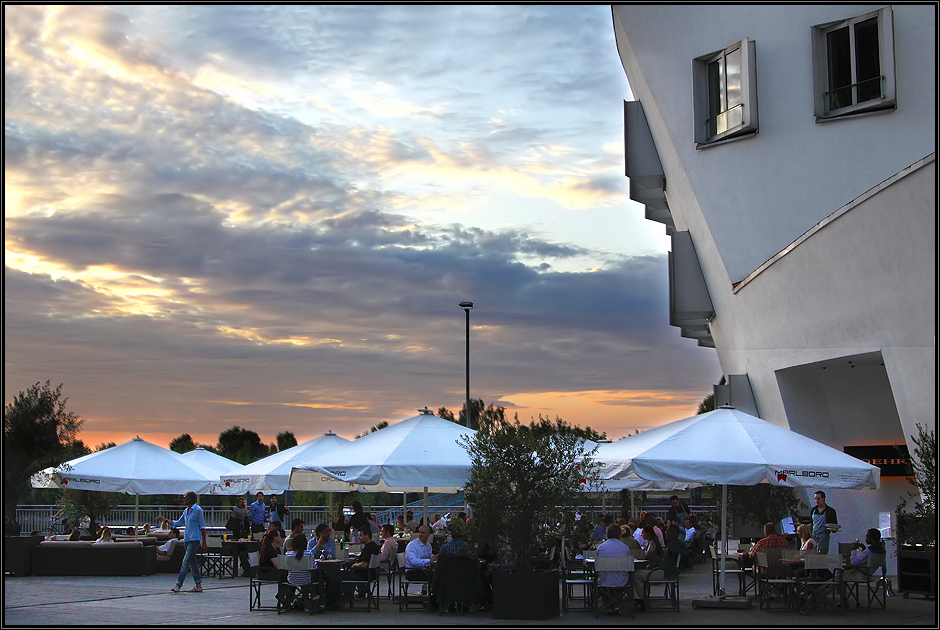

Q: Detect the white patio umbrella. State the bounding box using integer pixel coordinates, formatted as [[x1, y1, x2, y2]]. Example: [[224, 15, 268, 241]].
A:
[[178, 447, 243, 475], [597, 406, 880, 597], [289, 409, 475, 526], [31, 436, 227, 539]]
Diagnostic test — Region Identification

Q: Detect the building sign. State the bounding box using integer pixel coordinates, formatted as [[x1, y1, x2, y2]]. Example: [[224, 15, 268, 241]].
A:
[[844, 445, 912, 477]]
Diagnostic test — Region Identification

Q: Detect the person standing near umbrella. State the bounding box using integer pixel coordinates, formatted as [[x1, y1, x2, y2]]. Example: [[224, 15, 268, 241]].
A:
[[808, 490, 838, 554], [158, 490, 208, 593]]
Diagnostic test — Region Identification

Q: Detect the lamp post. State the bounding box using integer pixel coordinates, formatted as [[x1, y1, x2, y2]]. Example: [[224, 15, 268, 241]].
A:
[[459, 301, 473, 428]]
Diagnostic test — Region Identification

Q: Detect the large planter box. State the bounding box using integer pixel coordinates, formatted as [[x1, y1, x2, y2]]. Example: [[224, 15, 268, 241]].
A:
[[4, 536, 45, 577], [31, 541, 157, 576], [493, 568, 559, 620], [898, 545, 936, 599]]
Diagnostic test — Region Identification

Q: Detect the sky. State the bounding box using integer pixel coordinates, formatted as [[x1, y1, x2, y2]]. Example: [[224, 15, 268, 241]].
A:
[[4, 5, 722, 450]]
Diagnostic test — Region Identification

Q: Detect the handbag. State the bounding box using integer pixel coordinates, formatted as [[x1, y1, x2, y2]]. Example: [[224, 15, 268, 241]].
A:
[[225, 516, 241, 531]]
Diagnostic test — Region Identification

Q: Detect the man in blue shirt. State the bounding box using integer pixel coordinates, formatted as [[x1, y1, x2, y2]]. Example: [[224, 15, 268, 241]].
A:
[[248, 491, 266, 534], [159, 491, 207, 593]]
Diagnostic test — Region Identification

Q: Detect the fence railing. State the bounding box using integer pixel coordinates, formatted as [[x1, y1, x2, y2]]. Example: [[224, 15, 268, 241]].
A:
[[18, 500, 718, 536]]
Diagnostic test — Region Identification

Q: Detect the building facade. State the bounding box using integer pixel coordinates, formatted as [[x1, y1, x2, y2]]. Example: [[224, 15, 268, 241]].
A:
[[612, 4, 935, 566]]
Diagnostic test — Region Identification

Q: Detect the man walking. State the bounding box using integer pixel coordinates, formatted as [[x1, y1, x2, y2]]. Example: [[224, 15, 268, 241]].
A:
[[158, 491, 208, 593]]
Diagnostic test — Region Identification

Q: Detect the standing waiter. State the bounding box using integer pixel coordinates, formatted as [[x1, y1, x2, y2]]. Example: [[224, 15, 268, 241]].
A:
[[809, 490, 838, 554]]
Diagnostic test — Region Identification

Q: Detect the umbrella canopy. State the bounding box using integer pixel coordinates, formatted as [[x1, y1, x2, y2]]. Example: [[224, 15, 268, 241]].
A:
[[31, 436, 224, 495], [596, 406, 879, 598], [289, 410, 475, 493], [220, 432, 352, 493], [599, 407, 880, 489], [178, 447, 243, 475]]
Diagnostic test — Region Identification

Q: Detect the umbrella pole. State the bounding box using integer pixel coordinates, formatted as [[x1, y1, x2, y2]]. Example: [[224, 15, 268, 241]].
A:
[[719, 484, 727, 596], [423, 487, 428, 529], [134, 494, 139, 542], [402, 492, 407, 529]]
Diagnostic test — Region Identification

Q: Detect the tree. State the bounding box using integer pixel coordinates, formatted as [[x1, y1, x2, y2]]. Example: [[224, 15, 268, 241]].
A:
[[354, 421, 388, 439], [462, 413, 603, 572], [169, 433, 199, 454], [94, 441, 116, 452], [4, 381, 84, 535], [698, 393, 715, 414], [895, 423, 936, 546], [215, 426, 269, 464], [276, 431, 297, 452]]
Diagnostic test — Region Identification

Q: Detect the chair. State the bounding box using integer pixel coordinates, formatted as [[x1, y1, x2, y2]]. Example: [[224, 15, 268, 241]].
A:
[[795, 554, 844, 615], [433, 554, 483, 613], [644, 551, 682, 612], [842, 552, 888, 611], [709, 545, 748, 597], [562, 547, 595, 612], [592, 556, 635, 618], [248, 552, 281, 612], [198, 536, 230, 578], [398, 552, 431, 611], [755, 551, 797, 612], [342, 553, 381, 611], [383, 551, 400, 601], [279, 554, 315, 615]]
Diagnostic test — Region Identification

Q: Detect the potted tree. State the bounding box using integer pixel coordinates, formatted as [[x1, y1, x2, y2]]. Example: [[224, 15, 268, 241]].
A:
[[461, 414, 602, 620], [895, 424, 936, 599]]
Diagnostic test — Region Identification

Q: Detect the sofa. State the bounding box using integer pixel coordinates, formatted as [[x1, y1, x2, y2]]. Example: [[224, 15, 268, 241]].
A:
[[155, 539, 186, 573], [31, 541, 157, 576], [4, 536, 45, 577]]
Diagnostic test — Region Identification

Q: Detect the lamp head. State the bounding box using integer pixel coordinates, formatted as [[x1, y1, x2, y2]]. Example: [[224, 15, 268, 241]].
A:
[[459, 301, 473, 310]]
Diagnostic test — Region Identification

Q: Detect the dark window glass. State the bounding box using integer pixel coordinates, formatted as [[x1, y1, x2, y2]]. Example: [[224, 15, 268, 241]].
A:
[[827, 26, 852, 110], [707, 58, 722, 137], [854, 17, 882, 103]]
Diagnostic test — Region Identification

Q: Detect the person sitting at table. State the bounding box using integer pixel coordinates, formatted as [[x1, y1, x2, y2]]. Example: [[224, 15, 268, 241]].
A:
[[591, 514, 608, 541], [284, 518, 307, 554], [798, 523, 816, 555], [260, 529, 282, 570], [396, 514, 407, 531], [438, 519, 474, 558], [842, 528, 886, 581], [378, 523, 398, 572], [307, 523, 336, 560], [741, 522, 790, 577], [664, 524, 691, 568], [595, 524, 633, 615], [404, 510, 420, 531], [632, 525, 665, 611], [157, 528, 182, 555], [142, 523, 151, 535], [345, 528, 382, 597], [621, 523, 641, 552], [683, 517, 696, 545], [93, 527, 114, 544], [366, 512, 381, 535], [286, 535, 321, 613], [404, 525, 437, 582]]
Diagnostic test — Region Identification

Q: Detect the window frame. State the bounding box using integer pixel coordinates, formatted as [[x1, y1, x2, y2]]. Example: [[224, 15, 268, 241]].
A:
[[811, 6, 896, 121], [692, 38, 759, 148]]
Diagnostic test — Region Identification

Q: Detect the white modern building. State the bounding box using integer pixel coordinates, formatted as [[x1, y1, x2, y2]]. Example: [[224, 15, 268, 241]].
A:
[[612, 4, 935, 566]]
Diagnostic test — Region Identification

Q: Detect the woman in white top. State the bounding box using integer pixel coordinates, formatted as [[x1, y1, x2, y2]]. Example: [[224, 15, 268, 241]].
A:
[[798, 523, 816, 554], [93, 527, 113, 544]]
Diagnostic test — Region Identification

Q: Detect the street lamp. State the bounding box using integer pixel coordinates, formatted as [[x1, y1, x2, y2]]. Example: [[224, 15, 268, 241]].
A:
[[459, 301, 473, 428]]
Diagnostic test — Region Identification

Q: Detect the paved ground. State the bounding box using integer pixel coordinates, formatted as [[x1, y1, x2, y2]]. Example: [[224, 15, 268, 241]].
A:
[[4, 563, 936, 626]]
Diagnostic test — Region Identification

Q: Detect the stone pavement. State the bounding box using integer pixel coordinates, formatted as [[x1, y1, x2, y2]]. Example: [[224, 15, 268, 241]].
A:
[[4, 563, 936, 626]]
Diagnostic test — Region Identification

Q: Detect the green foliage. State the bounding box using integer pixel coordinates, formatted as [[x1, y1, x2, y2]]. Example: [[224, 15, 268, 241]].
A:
[[462, 413, 603, 572], [216, 426, 269, 464], [701, 484, 806, 527], [94, 441, 117, 452], [895, 423, 936, 547], [58, 488, 122, 530], [698, 393, 715, 415], [4, 381, 84, 535], [169, 433, 199, 454], [276, 431, 298, 451]]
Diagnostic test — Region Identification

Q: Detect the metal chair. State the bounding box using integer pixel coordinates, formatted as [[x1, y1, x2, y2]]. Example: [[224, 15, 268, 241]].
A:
[[709, 545, 749, 596], [342, 553, 381, 611], [842, 552, 888, 611], [433, 554, 483, 614], [562, 547, 595, 611], [593, 556, 635, 618], [248, 552, 280, 612], [279, 554, 315, 615], [755, 550, 797, 612], [198, 536, 230, 578], [644, 552, 681, 612], [398, 552, 431, 611], [795, 554, 844, 615]]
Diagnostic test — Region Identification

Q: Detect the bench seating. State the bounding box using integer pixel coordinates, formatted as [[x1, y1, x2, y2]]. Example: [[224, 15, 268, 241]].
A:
[[31, 541, 157, 576]]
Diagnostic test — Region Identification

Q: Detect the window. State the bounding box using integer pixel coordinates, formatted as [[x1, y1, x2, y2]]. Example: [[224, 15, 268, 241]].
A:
[[812, 7, 896, 120], [692, 38, 758, 148]]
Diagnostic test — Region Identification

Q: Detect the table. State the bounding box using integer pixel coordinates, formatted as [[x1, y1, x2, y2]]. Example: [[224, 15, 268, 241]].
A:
[[221, 540, 259, 578]]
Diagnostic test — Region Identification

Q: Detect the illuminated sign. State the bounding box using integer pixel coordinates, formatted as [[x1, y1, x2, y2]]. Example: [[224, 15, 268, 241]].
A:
[[844, 445, 912, 477]]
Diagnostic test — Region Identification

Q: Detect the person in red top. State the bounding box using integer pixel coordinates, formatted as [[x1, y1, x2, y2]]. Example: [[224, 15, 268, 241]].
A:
[[745, 522, 791, 576]]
